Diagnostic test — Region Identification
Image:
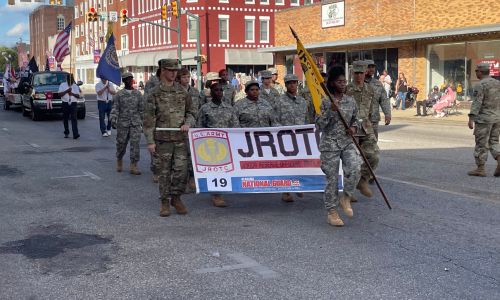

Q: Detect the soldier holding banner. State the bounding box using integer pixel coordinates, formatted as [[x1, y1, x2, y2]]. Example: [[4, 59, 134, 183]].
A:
[[317, 66, 362, 227], [197, 82, 240, 207]]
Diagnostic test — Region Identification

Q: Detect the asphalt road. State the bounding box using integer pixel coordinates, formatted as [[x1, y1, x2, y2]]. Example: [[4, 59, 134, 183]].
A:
[[0, 95, 499, 299]]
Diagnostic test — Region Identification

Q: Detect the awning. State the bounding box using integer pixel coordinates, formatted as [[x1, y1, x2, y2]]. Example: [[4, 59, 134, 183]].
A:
[[225, 49, 273, 65], [258, 24, 500, 53], [155, 49, 197, 66], [120, 49, 198, 67], [119, 53, 139, 67]]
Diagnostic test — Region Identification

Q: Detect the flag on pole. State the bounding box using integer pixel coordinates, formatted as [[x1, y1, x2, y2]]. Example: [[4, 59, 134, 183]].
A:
[[96, 33, 121, 85], [290, 26, 324, 115], [28, 56, 39, 73], [53, 22, 72, 63]]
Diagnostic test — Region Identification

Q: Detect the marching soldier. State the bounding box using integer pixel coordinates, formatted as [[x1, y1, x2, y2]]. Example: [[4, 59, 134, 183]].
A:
[[346, 61, 377, 199], [144, 69, 160, 98], [110, 72, 145, 175], [219, 69, 236, 105], [274, 74, 310, 202], [197, 82, 240, 207], [317, 66, 361, 227], [268, 67, 285, 95], [259, 70, 281, 107], [365, 60, 391, 138], [144, 59, 196, 217], [467, 62, 500, 177], [233, 80, 279, 127]]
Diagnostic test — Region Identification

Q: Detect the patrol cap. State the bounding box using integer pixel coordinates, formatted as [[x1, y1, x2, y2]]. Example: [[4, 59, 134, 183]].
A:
[[244, 80, 260, 92], [268, 67, 278, 75], [365, 60, 376, 66], [352, 61, 368, 73], [121, 72, 133, 79], [206, 72, 221, 81], [158, 58, 181, 70], [284, 74, 299, 83], [260, 70, 272, 78], [476, 63, 490, 72]]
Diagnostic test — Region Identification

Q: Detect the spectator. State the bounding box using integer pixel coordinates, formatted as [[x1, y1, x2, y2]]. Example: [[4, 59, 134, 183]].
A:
[[231, 75, 239, 91], [382, 70, 392, 98], [433, 85, 456, 118], [395, 72, 408, 110], [415, 86, 440, 117]]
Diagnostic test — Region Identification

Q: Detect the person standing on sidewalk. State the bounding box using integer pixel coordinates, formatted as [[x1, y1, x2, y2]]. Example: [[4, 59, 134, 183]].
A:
[[144, 59, 196, 217], [395, 73, 408, 110], [110, 72, 145, 175], [365, 60, 391, 138], [95, 78, 116, 137], [58, 74, 80, 139], [467, 63, 500, 177]]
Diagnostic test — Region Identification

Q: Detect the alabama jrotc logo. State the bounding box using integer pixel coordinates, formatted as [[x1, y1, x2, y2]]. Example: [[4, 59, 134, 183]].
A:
[[191, 129, 234, 173]]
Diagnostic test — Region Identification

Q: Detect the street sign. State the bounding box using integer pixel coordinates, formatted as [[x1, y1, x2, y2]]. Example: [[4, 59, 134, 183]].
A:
[[93, 49, 101, 64], [109, 11, 118, 22]]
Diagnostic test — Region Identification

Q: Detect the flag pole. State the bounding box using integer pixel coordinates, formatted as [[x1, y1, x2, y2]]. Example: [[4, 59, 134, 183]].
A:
[[290, 26, 392, 210], [69, 22, 73, 75]]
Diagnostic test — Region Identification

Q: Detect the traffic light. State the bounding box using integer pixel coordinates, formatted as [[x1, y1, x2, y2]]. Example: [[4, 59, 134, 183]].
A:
[[49, 0, 55, 4], [171, 1, 178, 18], [57, 0, 62, 4], [161, 5, 167, 21], [87, 7, 98, 22], [121, 9, 128, 24], [194, 55, 207, 64]]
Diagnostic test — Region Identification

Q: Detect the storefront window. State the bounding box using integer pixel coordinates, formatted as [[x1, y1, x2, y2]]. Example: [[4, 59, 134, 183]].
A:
[[285, 55, 294, 75], [428, 43, 465, 99], [465, 40, 500, 100], [325, 52, 346, 71]]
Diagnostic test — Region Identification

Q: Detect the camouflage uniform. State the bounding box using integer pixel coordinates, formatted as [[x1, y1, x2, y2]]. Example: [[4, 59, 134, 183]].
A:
[[197, 101, 239, 128], [145, 75, 161, 175], [260, 86, 281, 107], [346, 82, 378, 181], [316, 96, 362, 211], [186, 85, 202, 111], [469, 76, 500, 167], [221, 82, 236, 106], [233, 97, 280, 127], [273, 81, 285, 95], [110, 89, 145, 163], [366, 76, 391, 138], [143, 81, 196, 199], [299, 84, 318, 124], [274, 92, 309, 126]]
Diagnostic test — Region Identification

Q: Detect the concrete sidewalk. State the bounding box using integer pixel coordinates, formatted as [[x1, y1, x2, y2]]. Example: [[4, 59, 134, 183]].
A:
[[389, 106, 469, 124]]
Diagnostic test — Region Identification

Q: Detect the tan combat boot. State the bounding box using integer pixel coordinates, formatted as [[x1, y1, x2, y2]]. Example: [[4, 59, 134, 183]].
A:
[[350, 194, 358, 202], [357, 178, 373, 198], [116, 159, 123, 172], [327, 209, 344, 227], [467, 165, 486, 177], [188, 176, 196, 191], [129, 162, 142, 175], [495, 156, 500, 177], [281, 193, 294, 203], [152, 174, 159, 183], [159, 199, 171, 217], [339, 194, 353, 218], [212, 195, 228, 207], [171, 195, 188, 215]]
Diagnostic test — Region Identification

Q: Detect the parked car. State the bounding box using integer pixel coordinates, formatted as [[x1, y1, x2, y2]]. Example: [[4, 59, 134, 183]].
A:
[[21, 71, 86, 121]]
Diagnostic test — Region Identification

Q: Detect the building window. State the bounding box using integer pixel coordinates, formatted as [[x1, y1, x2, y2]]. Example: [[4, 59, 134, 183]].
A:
[[304, 0, 313, 4], [218, 15, 229, 42], [57, 15, 65, 31], [260, 0, 269, 4], [187, 0, 198, 2], [76, 45, 80, 56], [121, 34, 128, 50], [290, 0, 299, 6], [244, 17, 255, 43], [187, 15, 198, 42], [74, 6, 78, 18], [259, 17, 269, 43], [275, 0, 284, 5], [219, 0, 229, 3], [428, 43, 466, 100], [245, 0, 255, 4], [109, 0, 113, 4]]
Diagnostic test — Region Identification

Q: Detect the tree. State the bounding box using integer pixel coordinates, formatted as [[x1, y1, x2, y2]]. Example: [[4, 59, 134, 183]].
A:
[[0, 47, 19, 73]]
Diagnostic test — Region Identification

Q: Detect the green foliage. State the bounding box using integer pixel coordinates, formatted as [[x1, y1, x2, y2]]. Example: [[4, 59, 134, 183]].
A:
[[0, 47, 19, 72]]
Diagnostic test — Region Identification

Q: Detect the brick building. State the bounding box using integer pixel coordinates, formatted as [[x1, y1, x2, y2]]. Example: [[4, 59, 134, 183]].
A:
[[29, 4, 74, 70], [74, 0, 129, 86], [121, 0, 307, 84], [261, 0, 500, 101]]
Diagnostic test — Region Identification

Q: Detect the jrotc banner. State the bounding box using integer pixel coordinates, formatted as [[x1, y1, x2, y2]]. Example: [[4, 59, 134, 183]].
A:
[[189, 125, 343, 194]]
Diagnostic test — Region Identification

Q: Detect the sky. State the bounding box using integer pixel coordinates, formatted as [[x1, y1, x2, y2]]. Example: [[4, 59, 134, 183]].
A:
[[0, 0, 43, 47]]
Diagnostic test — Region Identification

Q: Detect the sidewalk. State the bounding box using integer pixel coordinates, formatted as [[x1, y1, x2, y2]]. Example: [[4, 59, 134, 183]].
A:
[[390, 106, 468, 124]]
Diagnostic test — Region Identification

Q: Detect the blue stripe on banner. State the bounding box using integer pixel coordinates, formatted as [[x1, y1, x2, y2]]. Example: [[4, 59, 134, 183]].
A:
[[197, 175, 343, 193]]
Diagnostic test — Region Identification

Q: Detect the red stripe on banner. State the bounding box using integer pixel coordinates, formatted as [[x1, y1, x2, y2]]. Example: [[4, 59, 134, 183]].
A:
[[240, 159, 321, 169]]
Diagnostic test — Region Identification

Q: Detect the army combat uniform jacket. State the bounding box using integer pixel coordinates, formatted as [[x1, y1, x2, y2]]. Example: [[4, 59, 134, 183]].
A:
[[346, 83, 375, 136], [469, 77, 500, 124], [111, 89, 145, 127], [197, 101, 239, 128], [259, 86, 281, 107], [366, 76, 391, 123], [233, 97, 280, 127], [274, 92, 309, 126]]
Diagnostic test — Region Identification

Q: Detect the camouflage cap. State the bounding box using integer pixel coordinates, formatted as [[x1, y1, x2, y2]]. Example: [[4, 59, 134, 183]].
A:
[[284, 74, 299, 83], [476, 63, 490, 72], [268, 67, 278, 75], [260, 70, 272, 78], [206, 72, 221, 81], [244, 80, 260, 92], [158, 58, 181, 70], [365, 59, 376, 66], [121, 72, 133, 79], [352, 61, 368, 73]]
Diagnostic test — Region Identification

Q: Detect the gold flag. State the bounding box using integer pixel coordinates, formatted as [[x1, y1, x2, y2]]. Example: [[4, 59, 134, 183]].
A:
[[290, 27, 324, 115]]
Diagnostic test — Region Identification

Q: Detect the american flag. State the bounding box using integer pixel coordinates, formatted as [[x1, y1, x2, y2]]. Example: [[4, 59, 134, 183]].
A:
[[89, 36, 95, 49], [53, 22, 72, 63]]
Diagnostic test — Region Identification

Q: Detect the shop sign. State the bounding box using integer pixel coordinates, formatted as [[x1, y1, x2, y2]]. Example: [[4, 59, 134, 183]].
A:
[[94, 49, 101, 64], [321, 1, 345, 28], [478, 59, 499, 76]]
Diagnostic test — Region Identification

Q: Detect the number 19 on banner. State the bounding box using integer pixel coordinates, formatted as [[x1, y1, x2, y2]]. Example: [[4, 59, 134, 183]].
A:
[[206, 176, 233, 192]]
